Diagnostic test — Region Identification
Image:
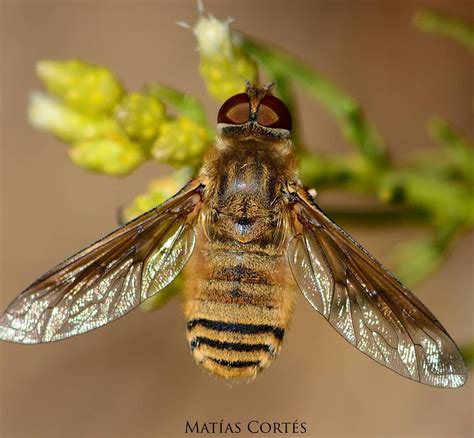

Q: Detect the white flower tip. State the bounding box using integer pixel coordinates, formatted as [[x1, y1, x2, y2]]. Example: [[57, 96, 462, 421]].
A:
[[176, 20, 192, 30], [197, 0, 205, 16], [35, 60, 56, 80], [27, 92, 64, 130], [178, 2, 236, 56], [193, 15, 231, 55]]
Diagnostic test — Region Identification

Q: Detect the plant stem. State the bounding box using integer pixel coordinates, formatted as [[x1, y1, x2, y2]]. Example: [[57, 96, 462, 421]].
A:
[[414, 9, 474, 51], [461, 342, 474, 367], [241, 37, 388, 166], [144, 83, 211, 130], [427, 116, 474, 183], [324, 207, 426, 224]]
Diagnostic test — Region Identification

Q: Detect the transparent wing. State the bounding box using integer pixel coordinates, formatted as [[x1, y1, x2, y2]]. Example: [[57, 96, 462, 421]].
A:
[[0, 181, 203, 344], [287, 187, 467, 388]]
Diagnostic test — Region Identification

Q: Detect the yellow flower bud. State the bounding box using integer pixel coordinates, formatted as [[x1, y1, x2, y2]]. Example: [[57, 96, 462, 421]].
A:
[[123, 173, 189, 221], [28, 92, 120, 142], [126, 172, 191, 310], [190, 15, 258, 101], [36, 59, 124, 115], [152, 116, 211, 167], [114, 92, 166, 142], [70, 134, 146, 176], [199, 50, 258, 101]]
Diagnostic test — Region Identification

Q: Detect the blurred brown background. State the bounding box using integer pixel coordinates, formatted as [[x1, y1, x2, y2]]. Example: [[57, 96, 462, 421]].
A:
[[0, 0, 473, 437]]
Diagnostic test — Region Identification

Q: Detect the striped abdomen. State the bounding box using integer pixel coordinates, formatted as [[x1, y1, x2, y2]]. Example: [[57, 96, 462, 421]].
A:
[[183, 238, 295, 379]]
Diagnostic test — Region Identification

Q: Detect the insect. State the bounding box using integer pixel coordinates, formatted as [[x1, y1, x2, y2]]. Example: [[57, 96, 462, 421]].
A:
[[0, 83, 467, 387]]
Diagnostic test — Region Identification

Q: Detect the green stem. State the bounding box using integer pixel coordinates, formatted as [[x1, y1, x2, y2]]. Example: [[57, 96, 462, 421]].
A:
[[144, 83, 211, 131], [393, 221, 463, 285], [428, 116, 472, 151], [324, 207, 426, 224], [427, 116, 474, 183], [414, 9, 474, 51], [460, 342, 474, 368], [241, 37, 388, 166]]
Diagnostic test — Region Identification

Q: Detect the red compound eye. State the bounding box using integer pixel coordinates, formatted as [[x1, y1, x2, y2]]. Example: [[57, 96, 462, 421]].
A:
[[256, 95, 292, 130], [217, 93, 250, 125]]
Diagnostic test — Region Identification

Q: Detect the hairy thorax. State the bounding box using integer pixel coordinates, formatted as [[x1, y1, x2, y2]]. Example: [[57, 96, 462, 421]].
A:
[[200, 137, 296, 245]]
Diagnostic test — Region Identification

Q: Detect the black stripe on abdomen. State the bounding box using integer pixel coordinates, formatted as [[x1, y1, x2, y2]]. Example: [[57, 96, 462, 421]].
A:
[[190, 336, 273, 353], [209, 358, 261, 368], [187, 319, 284, 340]]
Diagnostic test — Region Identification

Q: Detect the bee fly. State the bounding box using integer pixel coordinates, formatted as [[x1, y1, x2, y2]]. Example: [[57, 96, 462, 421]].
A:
[[0, 83, 467, 387]]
